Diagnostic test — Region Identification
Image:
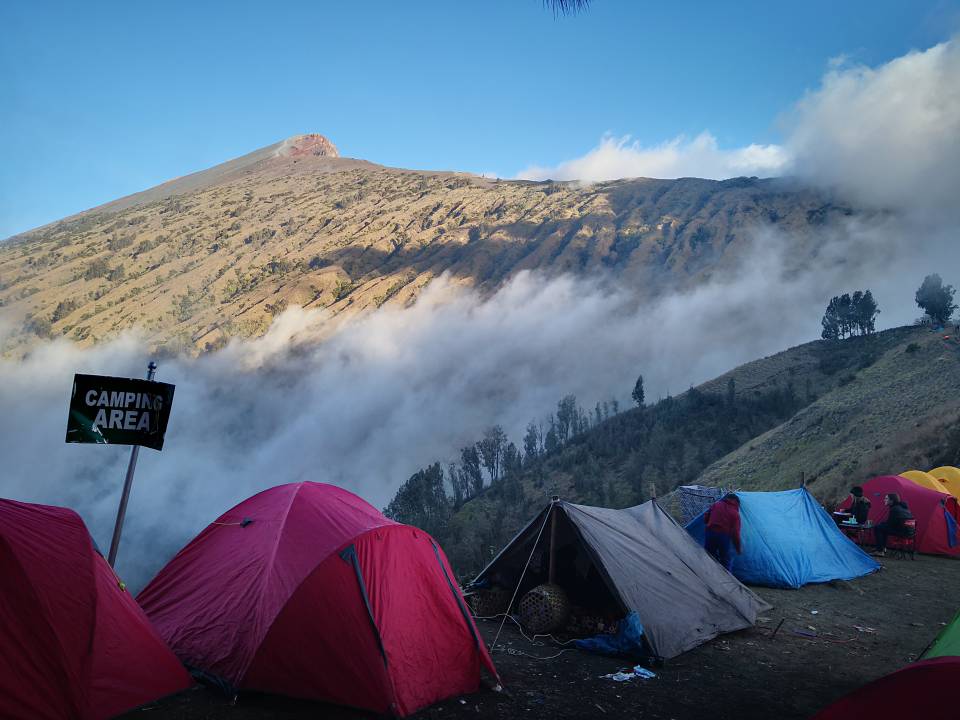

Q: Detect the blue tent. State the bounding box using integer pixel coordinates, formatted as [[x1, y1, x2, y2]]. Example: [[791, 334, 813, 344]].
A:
[[685, 488, 880, 589]]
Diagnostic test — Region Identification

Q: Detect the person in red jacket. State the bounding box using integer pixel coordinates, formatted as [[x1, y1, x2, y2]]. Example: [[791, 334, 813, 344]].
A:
[[704, 493, 742, 573]]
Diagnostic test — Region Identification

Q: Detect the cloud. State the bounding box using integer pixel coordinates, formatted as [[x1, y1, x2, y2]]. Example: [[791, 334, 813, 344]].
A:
[[516, 132, 789, 182], [517, 36, 960, 206], [787, 37, 960, 212], [0, 266, 802, 590]]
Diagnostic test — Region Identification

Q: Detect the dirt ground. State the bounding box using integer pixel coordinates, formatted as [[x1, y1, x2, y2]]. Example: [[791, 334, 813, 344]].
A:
[[122, 554, 960, 720]]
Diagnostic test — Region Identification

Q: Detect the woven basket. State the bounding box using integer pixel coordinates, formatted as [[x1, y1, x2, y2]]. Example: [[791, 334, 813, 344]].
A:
[[518, 583, 570, 634], [468, 586, 510, 617]]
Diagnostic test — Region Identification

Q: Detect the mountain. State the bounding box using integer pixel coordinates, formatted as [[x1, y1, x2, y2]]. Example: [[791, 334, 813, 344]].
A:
[[0, 134, 852, 355], [386, 325, 960, 577]]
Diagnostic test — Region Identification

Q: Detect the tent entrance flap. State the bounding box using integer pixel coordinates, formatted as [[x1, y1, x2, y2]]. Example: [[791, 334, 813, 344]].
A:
[[474, 505, 627, 618]]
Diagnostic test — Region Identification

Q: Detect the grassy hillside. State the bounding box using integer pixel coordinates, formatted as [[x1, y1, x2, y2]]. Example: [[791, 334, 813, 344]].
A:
[[701, 326, 960, 502], [0, 135, 853, 356], [387, 325, 960, 578]]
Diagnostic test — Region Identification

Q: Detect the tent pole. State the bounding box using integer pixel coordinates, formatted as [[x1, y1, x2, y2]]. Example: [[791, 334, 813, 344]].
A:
[[548, 498, 558, 584], [491, 505, 553, 651]]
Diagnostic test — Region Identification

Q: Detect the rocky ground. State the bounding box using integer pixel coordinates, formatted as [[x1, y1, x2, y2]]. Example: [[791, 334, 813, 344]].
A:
[[122, 553, 960, 720]]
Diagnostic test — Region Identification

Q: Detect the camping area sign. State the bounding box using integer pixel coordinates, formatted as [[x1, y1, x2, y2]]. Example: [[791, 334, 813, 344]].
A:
[[66, 373, 175, 451], [65, 362, 175, 567]]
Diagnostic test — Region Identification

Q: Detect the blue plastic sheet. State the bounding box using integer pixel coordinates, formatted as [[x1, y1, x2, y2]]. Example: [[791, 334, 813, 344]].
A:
[[685, 489, 880, 589], [575, 611, 645, 656]]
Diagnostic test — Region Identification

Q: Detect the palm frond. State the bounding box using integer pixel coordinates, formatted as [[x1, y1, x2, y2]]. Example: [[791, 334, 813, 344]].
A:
[[543, 0, 592, 16]]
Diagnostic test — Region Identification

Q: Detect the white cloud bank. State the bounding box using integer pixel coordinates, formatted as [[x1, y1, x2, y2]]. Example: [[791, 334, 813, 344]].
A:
[[787, 38, 960, 211], [516, 132, 789, 182], [518, 36, 960, 213]]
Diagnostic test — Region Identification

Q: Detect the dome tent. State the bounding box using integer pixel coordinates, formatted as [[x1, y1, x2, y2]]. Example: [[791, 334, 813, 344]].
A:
[[923, 607, 960, 659], [838, 475, 960, 556], [137, 482, 496, 717], [900, 469, 950, 494], [929, 466, 960, 499], [813, 657, 960, 720], [0, 499, 191, 720], [687, 488, 880, 588]]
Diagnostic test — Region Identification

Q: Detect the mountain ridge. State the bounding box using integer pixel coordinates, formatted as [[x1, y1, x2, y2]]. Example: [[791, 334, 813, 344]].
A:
[[1, 136, 854, 356]]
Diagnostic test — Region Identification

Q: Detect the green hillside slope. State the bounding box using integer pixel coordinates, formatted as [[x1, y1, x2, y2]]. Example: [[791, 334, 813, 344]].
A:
[[701, 327, 960, 502]]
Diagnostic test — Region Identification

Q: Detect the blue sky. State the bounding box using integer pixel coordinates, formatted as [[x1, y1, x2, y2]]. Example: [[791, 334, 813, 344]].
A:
[[0, 0, 956, 238]]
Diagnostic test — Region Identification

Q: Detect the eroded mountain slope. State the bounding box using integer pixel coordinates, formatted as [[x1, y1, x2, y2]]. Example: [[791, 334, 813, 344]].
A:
[[0, 135, 850, 355]]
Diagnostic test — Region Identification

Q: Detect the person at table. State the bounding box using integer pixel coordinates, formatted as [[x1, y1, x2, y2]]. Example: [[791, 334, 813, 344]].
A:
[[704, 493, 742, 573], [849, 486, 871, 525], [873, 493, 914, 556]]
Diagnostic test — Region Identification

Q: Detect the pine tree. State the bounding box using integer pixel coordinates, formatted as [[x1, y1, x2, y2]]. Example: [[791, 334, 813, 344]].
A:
[[523, 421, 540, 464], [632, 375, 645, 406], [556, 395, 577, 444], [477, 425, 507, 484], [916, 274, 958, 326], [821, 296, 841, 340], [855, 289, 879, 335], [460, 445, 483, 496]]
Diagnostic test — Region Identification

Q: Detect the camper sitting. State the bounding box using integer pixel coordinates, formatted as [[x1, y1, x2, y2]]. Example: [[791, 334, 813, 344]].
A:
[[873, 493, 914, 556], [849, 486, 872, 524]]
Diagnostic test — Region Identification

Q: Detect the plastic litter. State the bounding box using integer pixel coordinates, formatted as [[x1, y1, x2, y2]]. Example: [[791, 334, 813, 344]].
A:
[[601, 671, 636, 682], [600, 665, 656, 682]]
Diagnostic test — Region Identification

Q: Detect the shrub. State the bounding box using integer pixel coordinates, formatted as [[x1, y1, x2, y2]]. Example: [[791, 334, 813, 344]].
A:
[[24, 314, 53, 338], [107, 234, 134, 252], [83, 258, 111, 280], [51, 299, 81, 323]]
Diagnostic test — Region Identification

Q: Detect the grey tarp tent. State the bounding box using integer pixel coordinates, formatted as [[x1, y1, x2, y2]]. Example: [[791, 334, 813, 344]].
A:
[[471, 499, 771, 660]]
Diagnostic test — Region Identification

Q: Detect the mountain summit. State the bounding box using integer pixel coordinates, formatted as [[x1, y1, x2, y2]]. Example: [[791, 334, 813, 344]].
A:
[[275, 134, 339, 158]]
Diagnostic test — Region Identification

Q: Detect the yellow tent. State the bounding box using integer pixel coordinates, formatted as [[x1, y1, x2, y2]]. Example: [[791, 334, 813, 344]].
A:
[[900, 469, 950, 494], [929, 466, 960, 499]]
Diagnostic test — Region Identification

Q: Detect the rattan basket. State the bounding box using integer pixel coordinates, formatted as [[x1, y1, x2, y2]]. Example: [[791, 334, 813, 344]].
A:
[[518, 583, 570, 634]]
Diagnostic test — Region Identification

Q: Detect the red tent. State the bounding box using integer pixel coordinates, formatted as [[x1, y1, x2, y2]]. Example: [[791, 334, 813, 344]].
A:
[[0, 499, 191, 720], [838, 475, 960, 556], [137, 482, 497, 717], [813, 657, 960, 719]]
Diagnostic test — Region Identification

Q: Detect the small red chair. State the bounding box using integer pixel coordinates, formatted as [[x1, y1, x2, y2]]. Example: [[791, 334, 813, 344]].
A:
[[887, 519, 917, 560]]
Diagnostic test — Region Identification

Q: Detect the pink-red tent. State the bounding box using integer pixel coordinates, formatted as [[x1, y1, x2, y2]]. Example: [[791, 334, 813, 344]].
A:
[[839, 475, 960, 556], [0, 499, 191, 720], [814, 657, 960, 719], [138, 482, 497, 717]]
